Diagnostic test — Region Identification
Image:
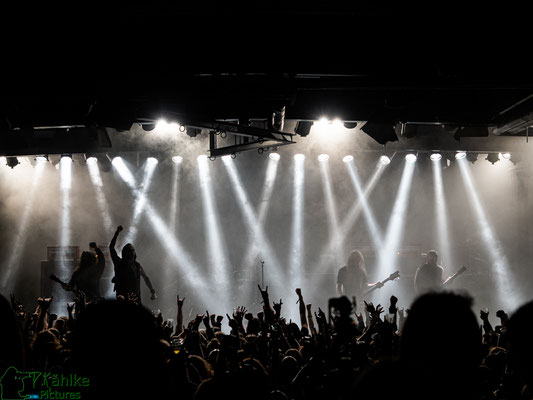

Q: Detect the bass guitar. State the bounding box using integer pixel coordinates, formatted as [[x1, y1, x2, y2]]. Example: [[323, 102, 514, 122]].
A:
[[442, 266, 467, 287], [363, 270, 401, 296]]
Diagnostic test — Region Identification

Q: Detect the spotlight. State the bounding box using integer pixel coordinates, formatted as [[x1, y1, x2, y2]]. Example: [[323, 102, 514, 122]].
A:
[[179, 125, 187, 133], [294, 154, 305, 161], [317, 154, 329, 162], [0, 157, 5, 165], [156, 119, 168, 130], [430, 153, 442, 161], [147, 157, 159, 165], [486, 153, 499, 164], [6, 156, 19, 169], [186, 127, 202, 137], [380, 155, 391, 165], [294, 121, 313, 137], [60, 154, 72, 161], [342, 155, 354, 163], [466, 153, 478, 164], [222, 155, 232, 161], [499, 152, 511, 160], [269, 152, 280, 161], [197, 154, 208, 161], [141, 123, 156, 132], [405, 153, 417, 163], [36, 155, 48, 163], [86, 157, 97, 165], [510, 153, 522, 165], [455, 151, 467, 160], [172, 156, 183, 164], [112, 156, 122, 165], [343, 122, 358, 129]]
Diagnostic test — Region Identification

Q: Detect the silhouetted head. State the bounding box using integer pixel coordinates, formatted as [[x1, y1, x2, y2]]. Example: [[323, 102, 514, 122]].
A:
[[400, 291, 480, 372], [121, 243, 136, 261], [347, 250, 365, 270], [79, 251, 97, 270], [426, 250, 438, 266]]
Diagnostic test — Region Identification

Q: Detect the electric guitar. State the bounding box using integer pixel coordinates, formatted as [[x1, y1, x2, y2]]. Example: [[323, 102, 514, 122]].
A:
[[363, 270, 401, 296], [49, 274, 82, 296], [442, 266, 467, 287]]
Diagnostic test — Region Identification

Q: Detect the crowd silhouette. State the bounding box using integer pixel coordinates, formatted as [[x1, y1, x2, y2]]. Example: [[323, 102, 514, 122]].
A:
[[1, 284, 532, 400]]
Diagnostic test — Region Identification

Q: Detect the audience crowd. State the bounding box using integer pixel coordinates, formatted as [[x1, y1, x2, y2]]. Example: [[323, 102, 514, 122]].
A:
[[1, 286, 532, 400]]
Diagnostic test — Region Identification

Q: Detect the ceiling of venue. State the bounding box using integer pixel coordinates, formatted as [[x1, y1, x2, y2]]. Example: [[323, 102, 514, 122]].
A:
[[1, 2, 532, 155]]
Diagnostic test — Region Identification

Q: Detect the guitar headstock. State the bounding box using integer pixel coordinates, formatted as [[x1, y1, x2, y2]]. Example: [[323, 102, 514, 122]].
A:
[[458, 266, 467, 274], [49, 274, 60, 283], [389, 271, 400, 280]]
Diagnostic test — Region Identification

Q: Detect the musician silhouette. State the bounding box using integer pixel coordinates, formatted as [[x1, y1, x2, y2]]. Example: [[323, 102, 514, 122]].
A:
[[413, 250, 444, 295], [336, 250, 383, 300]]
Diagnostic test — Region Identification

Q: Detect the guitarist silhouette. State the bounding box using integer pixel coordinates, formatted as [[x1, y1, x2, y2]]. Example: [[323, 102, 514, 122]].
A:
[[336, 250, 384, 299], [414, 250, 467, 295]]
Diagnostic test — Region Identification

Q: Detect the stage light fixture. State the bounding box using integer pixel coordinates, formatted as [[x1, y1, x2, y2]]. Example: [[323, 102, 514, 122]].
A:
[[0, 157, 5, 166], [6, 156, 20, 168], [86, 157, 97, 165], [172, 156, 183, 164], [486, 153, 499, 164], [380, 155, 391, 165], [318, 154, 329, 162], [222, 155, 232, 161], [294, 154, 305, 161], [147, 157, 159, 165], [455, 151, 467, 160], [360, 121, 399, 145], [269, 152, 280, 161], [60, 154, 73, 161], [294, 121, 313, 137], [197, 154, 208, 161], [343, 155, 354, 163], [430, 153, 442, 161], [510, 153, 522, 164], [405, 153, 417, 163], [36, 155, 48, 163], [499, 152, 511, 160], [466, 153, 478, 164], [186, 127, 201, 137]]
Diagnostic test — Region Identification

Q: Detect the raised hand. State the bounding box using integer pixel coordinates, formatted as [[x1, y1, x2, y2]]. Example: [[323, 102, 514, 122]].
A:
[[258, 285, 270, 303], [177, 294, 185, 307], [150, 291, 158, 301], [306, 303, 312, 313], [389, 295, 398, 314], [125, 292, 139, 304], [203, 311, 211, 327], [116, 225, 123, 233], [273, 299, 283, 314], [398, 307, 405, 319], [480, 308, 489, 321], [89, 242, 97, 249], [66, 302, 75, 315], [233, 306, 247, 322], [38, 297, 54, 311], [215, 315, 224, 327], [226, 313, 239, 331]]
